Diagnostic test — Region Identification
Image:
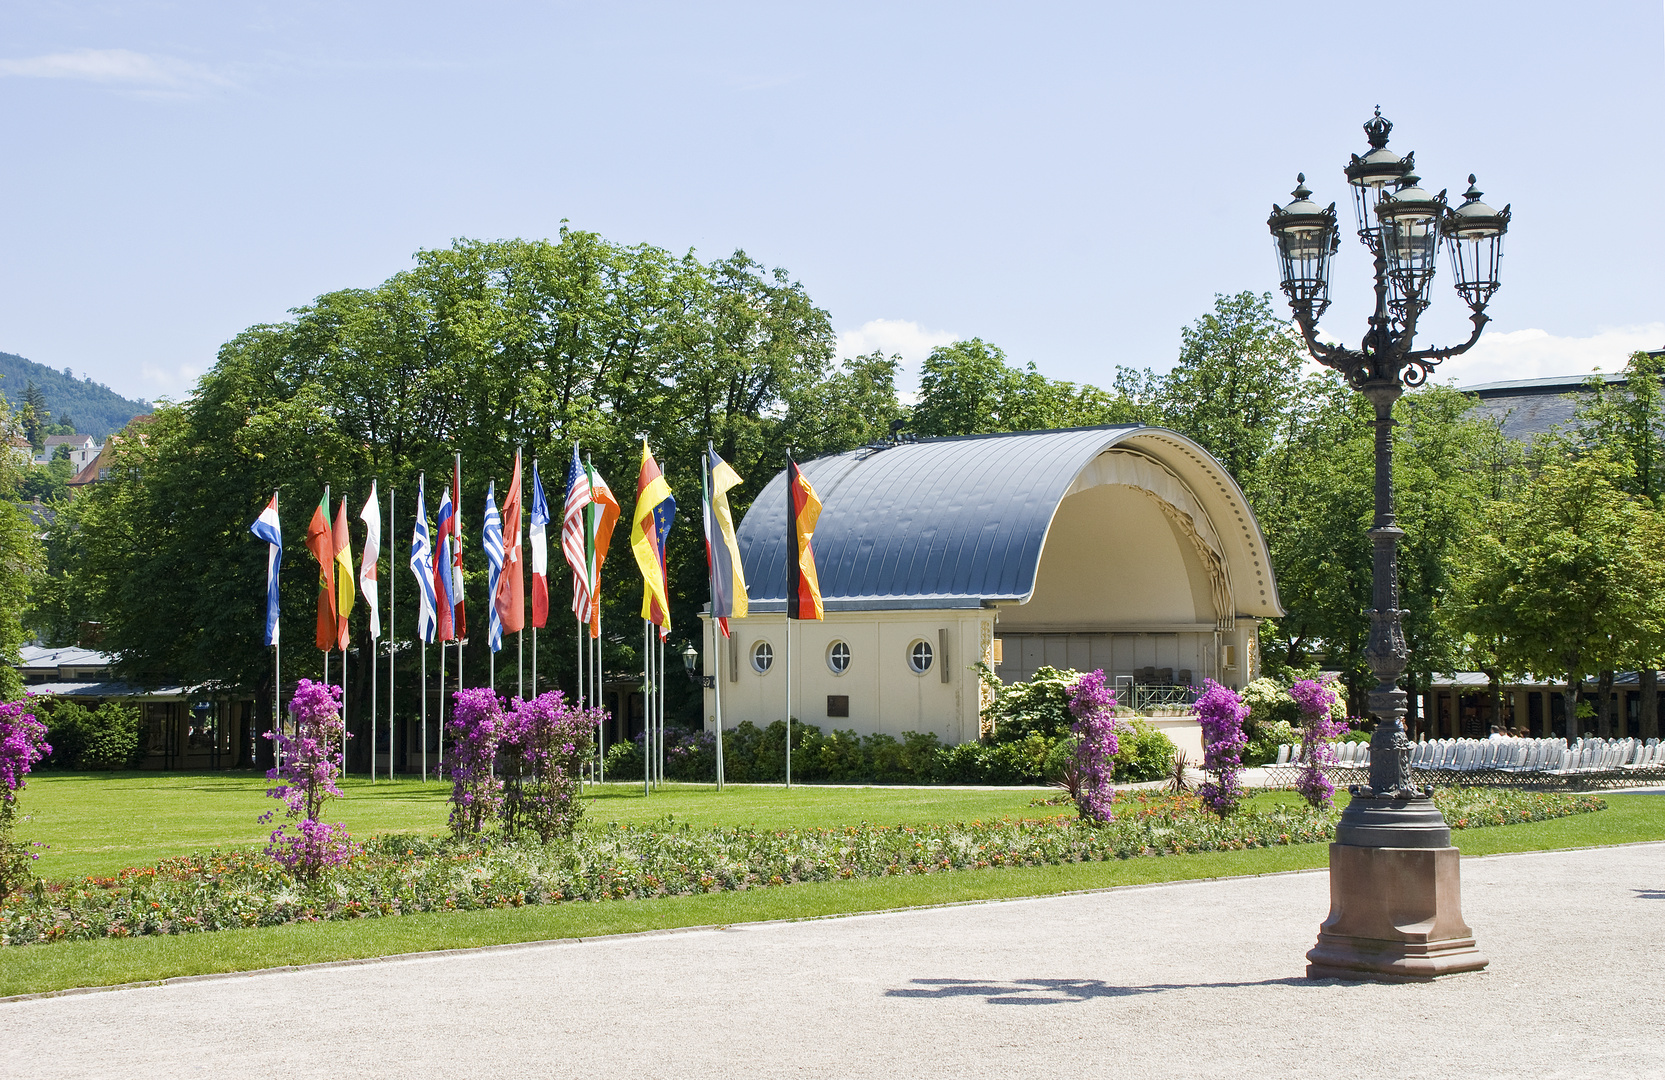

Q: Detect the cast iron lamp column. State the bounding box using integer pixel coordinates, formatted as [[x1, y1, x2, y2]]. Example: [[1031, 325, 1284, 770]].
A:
[[1267, 108, 1510, 981]]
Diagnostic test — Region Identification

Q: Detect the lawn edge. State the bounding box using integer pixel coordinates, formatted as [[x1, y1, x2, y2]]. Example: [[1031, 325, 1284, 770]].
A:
[[8, 836, 1660, 1006]]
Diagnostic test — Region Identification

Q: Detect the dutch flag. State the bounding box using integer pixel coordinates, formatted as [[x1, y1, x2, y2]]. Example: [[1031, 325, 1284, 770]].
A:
[[249, 493, 283, 647]]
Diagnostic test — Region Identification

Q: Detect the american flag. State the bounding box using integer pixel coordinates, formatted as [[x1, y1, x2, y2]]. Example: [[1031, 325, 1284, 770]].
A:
[[562, 443, 593, 624]]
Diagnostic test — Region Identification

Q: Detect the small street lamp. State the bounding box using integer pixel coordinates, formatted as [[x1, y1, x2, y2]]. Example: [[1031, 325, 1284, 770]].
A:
[[1268, 108, 1508, 981], [682, 642, 715, 689]]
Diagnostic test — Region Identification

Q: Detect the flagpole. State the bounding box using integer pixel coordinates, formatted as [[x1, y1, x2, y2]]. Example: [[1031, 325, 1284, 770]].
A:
[[518, 446, 525, 703], [643, 618, 651, 795], [388, 486, 395, 781], [438, 640, 446, 779], [658, 632, 666, 785], [785, 614, 792, 789], [595, 622, 604, 783], [702, 449, 725, 793]]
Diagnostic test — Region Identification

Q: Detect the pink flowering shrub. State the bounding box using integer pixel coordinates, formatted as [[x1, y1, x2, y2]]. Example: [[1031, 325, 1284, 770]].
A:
[[499, 691, 601, 842], [1195, 680, 1248, 817], [262, 679, 355, 881], [1067, 671, 1120, 823], [1289, 678, 1350, 808], [1, 698, 52, 900], [446, 688, 505, 839]]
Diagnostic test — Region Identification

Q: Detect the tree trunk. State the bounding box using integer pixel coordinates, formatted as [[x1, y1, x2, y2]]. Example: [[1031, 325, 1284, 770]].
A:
[[1563, 681, 1581, 740], [1596, 670, 1615, 738], [1642, 668, 1660, 741], [1486, 671, 1502, 736]]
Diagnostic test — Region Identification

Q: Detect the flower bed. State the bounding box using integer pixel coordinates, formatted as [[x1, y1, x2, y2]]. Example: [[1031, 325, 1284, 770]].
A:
[[0, 789, 1604, 947]]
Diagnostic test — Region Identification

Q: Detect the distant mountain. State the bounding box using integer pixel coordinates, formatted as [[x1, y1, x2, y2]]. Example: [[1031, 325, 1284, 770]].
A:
[[0, 351, 152, 441]]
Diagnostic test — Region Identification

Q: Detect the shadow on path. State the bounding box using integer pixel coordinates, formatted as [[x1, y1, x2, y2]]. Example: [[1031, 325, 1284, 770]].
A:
[[885, 976, 1310, 1005]]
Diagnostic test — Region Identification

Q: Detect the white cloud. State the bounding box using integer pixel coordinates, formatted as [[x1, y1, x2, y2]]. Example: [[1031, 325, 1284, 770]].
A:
[[139, 362, 201, 399], [835, 318, 957, 365], [0, 49, 231, 95], [1434, 324, 1665, 387]]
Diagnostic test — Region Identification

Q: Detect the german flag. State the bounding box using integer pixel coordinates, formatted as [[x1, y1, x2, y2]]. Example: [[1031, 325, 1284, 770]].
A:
[[786, 458, 823, 621]]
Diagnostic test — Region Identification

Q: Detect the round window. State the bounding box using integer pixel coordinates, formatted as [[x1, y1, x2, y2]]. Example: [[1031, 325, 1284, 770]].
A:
[[908, 639, 934, 675], [751, 641, 774, 674], [827, 641, 851, 675]]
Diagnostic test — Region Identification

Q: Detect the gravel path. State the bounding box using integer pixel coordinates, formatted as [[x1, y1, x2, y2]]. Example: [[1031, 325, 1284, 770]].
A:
[[5, 843, 1663, 1079]]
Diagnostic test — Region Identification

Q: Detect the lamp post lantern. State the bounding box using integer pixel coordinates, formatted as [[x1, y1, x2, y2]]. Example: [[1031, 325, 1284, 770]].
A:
[[1268, 108, 1509, 982]]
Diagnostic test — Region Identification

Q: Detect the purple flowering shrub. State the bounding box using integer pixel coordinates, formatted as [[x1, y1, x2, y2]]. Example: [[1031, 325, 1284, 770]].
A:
[[1195, 680, 1249, 817], [447, 688, 505, 839], [499, 691, 601, 843], [1067, 671, 1120, 823], [1, 698, 52, 900], [262, 679, 355, 881], [1289, 678, 1350, 808]]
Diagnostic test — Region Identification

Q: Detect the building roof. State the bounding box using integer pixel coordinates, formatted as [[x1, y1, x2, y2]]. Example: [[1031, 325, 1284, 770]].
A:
[[41, 434, 96, 448], [735, 424, 1281, 615], [18, 644, 110, 669], [1457, 358, 1664, 442]]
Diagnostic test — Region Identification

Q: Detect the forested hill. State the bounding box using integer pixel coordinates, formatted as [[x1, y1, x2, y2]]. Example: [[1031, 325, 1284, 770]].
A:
[[0, 350, 152, 440]]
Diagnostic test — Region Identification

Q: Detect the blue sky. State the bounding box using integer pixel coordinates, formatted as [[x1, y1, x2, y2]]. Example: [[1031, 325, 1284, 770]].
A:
[[1, 1, 1661, 403]]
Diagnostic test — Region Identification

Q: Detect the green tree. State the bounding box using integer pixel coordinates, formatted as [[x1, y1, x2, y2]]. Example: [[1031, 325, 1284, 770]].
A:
[[910, 339, 1144, 437], [20, 382, 48, 451], [1456, 450, 1665, 738], [1156, 291, 1307, 483], [0, 394, 42, 698]]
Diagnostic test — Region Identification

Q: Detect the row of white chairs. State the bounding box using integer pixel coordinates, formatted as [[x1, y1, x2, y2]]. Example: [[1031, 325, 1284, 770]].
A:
[[1270, 736, 1664, 788]]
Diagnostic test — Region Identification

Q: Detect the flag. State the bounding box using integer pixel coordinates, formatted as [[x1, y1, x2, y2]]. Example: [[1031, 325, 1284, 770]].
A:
[[630, 441, 675, 636], [703, 448, 748, 638], [451, 455, 467, 636], [562, 444, 593, 625], [787, 458, 823, 621], [585, 459, 621, 639], [496, 453, 524, 634], [529, 462, 550, 629], [250, 492, 282, 647], [360, 482, 381, 640], [483, 480, 504, 653], [434, 486, 457, 642], [332, 497, 355, 651], [410, 476, 438, 645], [306, 492, 336, 651]]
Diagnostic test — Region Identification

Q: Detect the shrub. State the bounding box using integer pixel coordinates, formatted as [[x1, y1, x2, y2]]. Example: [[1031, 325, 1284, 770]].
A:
[[499, 691, 599, 842], [1290, 678, 1350, 809], [1, 698, 51, 901], [1195, 680, 1249, 818], [1068, 671, 1119, 821], [1239, 676, 1298, 766], [445, 688, 503, 840], [40, 700, 139, 770], [815, 729, 866, 780], [604, 739, 643, 779], [262, 679, 354, 881], [898, 731, 944, 782], [988, 666, 1078, 742], [1113, 718, 1176, 783]]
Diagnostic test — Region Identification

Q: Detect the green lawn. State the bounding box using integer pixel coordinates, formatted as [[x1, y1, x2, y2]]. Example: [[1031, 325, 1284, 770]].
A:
[[4, 774, 1660, 1000], [19, 772, 1060, 883]]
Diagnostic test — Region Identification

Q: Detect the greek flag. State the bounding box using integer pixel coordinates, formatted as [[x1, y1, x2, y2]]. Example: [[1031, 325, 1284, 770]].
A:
[[409, 477, 438, 644], [249, 493, 283, 646], [483, 480, 504, 653]]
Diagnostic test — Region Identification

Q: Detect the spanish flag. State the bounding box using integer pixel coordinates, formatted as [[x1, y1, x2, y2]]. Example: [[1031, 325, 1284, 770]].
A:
[[306, 491, 336, 651], [630, 441, 676, 634], [332, 496, 355, 650], [787, 458, 823, 621]]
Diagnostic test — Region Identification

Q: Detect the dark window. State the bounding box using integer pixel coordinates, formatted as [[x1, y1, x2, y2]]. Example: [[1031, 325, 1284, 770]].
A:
[[827, 695, 850, 718]]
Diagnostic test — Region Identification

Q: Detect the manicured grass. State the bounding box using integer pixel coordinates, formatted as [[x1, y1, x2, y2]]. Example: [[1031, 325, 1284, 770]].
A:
[[3, 785, 1659, 999], [19, 773, 1057, 883]]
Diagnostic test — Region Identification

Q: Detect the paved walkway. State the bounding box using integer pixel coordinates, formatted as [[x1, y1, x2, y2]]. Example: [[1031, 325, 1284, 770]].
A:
[[4, 844, 1663, 1079]]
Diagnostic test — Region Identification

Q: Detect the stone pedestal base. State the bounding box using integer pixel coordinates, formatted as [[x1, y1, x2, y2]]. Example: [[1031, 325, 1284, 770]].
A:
[[1306, 843, 1488, 983]]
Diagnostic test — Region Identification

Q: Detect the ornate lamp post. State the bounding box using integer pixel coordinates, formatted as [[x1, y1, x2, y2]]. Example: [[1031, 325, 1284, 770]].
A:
[[1267, 108, 1509, 981]]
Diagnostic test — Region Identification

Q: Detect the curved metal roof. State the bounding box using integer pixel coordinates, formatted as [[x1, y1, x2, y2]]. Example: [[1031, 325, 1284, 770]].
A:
[[736, 424, 1281, 615]]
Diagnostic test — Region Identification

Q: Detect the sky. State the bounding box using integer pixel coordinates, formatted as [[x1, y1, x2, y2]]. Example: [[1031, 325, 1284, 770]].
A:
[[1, 1, 1661, 404]]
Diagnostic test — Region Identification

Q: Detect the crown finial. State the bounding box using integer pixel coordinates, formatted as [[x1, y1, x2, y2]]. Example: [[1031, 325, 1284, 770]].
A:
[[1463, 174, 1483, 202], [1292, 173, 1312, 200], [1363, 107, 1392, 150]]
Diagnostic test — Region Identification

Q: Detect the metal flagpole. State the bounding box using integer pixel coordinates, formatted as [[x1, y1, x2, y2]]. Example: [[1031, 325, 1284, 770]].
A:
[[643, 618, 652, 795], [437, 640, 446, 778], [785, 615, 792, 788], [273, 643, 281, 770], [714, 628, 724, 791], [388, 486, 395, 781], [703, 449, 726, 793], [421, 638, 428, 783], [595, 623, 604, 783], [658, 633, 666, 785]]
